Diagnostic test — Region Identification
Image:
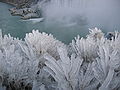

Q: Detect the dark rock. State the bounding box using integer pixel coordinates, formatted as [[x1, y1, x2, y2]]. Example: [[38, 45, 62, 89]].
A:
[[10, 8, 24, 16], [105, 32, 115, 40], [1, 0, 46, 19], [9, 5, 42, 19], [21, 13, 39, 20]]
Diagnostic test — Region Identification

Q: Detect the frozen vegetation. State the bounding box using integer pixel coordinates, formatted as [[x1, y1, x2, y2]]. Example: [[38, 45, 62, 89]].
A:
[[0, 28, 120, 90]]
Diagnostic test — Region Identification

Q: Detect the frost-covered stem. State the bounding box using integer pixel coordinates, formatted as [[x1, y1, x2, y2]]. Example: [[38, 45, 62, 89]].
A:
[[0, 76, 2, 87], [66, 79, 74, 90], [0, 75, 6, 90], [61, 80, 73, 90], [99, 67, 114, 90]]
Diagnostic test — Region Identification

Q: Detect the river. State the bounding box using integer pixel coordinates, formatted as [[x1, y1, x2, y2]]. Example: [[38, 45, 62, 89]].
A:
[[0, 1, 120, 44]]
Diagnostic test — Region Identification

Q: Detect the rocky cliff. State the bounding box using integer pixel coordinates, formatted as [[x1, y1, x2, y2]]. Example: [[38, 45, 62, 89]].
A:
[[0, 0, 43, 20], [0, 0, 38, 8]]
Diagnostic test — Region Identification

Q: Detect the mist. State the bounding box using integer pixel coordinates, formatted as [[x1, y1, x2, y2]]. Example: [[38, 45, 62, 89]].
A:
[[42, 0, 120, 32]]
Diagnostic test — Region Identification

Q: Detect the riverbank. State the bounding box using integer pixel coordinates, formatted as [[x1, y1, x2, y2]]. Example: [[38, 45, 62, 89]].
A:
[[9, 5, 41, 20], [0, 0, 41, 20], [0, 0, 34, 8]]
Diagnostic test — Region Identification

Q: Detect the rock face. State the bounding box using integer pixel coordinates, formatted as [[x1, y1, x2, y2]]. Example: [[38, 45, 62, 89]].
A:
[[0, 0, 36, 8], [9, 4, 42, 19], [21, 13, 40, 19], [105, 32, 115, 40], [0, 0, 43, 19]]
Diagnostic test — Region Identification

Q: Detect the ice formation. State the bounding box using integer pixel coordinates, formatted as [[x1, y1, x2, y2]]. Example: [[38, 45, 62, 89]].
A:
[[0, 28, 120, 90]]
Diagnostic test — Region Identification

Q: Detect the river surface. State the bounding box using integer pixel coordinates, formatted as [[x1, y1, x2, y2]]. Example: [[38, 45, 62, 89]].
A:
[[0, 1, 120, 44]]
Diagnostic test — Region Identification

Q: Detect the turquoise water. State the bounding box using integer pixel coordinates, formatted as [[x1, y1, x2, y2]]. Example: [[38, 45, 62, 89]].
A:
[[0, 1, 120, 44], [0, 2, 89, 44]]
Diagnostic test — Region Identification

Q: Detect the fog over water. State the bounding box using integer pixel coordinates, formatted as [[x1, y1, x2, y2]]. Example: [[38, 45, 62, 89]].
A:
[[43, 0, 120, 31], [0, 0, 120, 44]]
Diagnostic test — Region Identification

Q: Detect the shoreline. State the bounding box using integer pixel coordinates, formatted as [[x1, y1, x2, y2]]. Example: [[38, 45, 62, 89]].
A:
[[0, 1, 42, 20]]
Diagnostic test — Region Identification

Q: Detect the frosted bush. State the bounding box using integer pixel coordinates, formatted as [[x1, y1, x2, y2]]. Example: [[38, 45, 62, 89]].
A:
[[0, 29, 64, 90], [70, 28, 104, 61], [93, 40, 120, 90], [44, 46, 98, 90], [0, 28, 120, 90], [0, 30, 42, 90], [70, 37, 97, 61], [44, 45, 83, 90], [87, 27, 104, 40], [44, 28, 120, 90], [25, 30, 64, 60], [110, 31, 120, 52]]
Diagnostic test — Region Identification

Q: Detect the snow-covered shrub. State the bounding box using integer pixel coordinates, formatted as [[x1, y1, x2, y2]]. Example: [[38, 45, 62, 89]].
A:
[[70, 36, 97, 62], [25, 30, 64, 60], [70, 28, 104, 62], [87, 27, 104, 41], [44, 45, 99, 90], [0, 30, 41, 90], [92, 38, 120, 90], [44, 45, 83, 90], [109, 31, 120, 51], [0, 28, 120, 90], [0, 29, 64, 90], [44, 28, 120, 90]]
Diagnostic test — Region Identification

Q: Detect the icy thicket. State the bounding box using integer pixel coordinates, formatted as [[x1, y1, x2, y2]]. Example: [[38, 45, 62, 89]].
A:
[[0, 28, 120, 90]]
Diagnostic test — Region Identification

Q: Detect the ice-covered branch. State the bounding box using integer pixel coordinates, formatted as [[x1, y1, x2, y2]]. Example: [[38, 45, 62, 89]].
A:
[[0, 28, 120, 90], [44, 46, 83, 90]]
